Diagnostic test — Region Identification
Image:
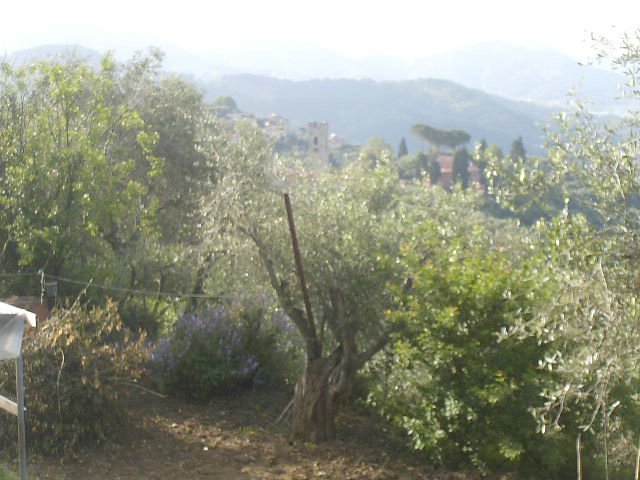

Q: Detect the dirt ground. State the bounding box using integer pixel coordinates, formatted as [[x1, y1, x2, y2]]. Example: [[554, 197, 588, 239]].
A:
[[24, 387, 478, 480]]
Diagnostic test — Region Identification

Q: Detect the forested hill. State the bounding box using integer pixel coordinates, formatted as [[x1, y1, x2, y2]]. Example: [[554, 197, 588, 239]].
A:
[[8, 45, 556, 154], [199, 74, 554, 154]]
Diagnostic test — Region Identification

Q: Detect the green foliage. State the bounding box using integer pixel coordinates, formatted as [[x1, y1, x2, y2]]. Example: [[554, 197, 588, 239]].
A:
[[0, 51, 222, 336], [211, 95, 238, 116], [0, 56, 151, 284], [370, 213, 573, 476], [473, 139, 489, 186], [509, 136, 527, 162], [452, 147, 471, 188], [396, 153, 417, 180], [413, 153, 429, 176], [429, 155, 442, 185], [8, 40, 640, 477], [480, 145, 566, 225], [204, 127, 416, 358], [202, 127, 438, 446], [485, 30, 640, 475], [360, 136, 394, 167], [0, 301, 149, 457], [395, 151, 446, 185], [117, 296, 177, 338], [236, 307, 302, 388], [396, 152, 429, 180], [0, 466, 17, 480], [517, 213, 640, 473]]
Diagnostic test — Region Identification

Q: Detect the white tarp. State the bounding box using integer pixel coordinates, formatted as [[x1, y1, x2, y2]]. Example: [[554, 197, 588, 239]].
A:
[[0, 302, 37, 361]]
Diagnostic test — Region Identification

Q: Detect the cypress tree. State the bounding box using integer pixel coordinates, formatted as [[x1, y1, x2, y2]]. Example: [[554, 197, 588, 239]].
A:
[[510, 136, 526, 162], [398, 137, 408, 157], [452, 148, 471, 189]]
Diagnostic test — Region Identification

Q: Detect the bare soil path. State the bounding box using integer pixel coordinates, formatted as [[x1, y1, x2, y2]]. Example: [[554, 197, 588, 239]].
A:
[[28, 388, 476, 479]]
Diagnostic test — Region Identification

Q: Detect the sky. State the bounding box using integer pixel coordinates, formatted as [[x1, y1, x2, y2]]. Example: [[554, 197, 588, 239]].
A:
[[2, 0, 639, 61]]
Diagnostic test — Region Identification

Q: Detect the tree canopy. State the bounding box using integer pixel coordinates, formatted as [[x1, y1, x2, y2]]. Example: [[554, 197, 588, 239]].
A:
[[410, 124, 470, 151], [481, 30, 640, 475], [0, 51, 221, 327]]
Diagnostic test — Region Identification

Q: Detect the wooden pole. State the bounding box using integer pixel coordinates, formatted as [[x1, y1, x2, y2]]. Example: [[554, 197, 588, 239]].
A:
[[576, 433, 582, 480], [283, 193, 317, 347], [16, 354, 27, 480]]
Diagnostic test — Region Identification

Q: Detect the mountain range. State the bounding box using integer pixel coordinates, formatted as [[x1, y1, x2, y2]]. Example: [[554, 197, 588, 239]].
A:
[[200, 74, 553, 154], [5, 43, 628, 155]]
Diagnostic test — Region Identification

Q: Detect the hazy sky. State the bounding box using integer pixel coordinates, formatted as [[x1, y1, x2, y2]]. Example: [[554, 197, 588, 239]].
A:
[[2, 0, 639, 60]]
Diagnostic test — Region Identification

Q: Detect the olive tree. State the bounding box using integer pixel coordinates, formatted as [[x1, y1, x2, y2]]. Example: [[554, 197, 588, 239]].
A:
[[484, 30, 640, 473], [204, 127, 421, 442]]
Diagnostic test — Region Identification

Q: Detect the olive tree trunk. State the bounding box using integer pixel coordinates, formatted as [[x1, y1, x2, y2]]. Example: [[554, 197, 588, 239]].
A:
[[290, 347, 357, 442]]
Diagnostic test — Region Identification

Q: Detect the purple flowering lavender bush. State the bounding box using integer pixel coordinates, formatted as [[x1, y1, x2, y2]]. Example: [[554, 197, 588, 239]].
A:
[[153, 305, 300, 399]]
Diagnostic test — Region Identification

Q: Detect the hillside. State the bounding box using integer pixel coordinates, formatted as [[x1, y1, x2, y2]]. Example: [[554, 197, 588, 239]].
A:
[[178, 42, 624, 113], [5, 44, 578, 154], [200, 74, 554, 154], [407, 42, 624, 111]]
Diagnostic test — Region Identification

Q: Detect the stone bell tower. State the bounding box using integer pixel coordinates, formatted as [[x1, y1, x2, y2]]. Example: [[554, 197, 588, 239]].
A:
[[308, 121, 329, 169]]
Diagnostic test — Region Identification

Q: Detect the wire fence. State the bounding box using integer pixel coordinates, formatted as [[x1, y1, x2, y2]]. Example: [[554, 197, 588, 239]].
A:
[[0, 271, 220, 301]]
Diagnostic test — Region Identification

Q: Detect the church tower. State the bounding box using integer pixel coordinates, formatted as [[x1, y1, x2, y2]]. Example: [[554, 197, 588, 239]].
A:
[[308, 121, 329, 169]]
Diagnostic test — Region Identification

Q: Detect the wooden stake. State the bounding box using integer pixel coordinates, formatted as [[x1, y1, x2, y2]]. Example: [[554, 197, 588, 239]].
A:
[[577, 433, 582, 480], [283, 193, 319, 357]]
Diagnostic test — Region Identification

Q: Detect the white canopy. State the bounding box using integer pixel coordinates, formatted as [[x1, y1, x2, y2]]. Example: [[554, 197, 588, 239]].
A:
[[0, 302, 37, 361]]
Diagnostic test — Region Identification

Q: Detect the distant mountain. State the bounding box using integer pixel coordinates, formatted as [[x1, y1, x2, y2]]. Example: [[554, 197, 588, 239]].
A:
[[404, 43, 625, 112], [195, 46, 410, 81], [8, 43, 626, 113], [6, 44, 102, 66], [6, 44, 614, 155], [199, 75, 554, 155], [184, 43, 627, 114]]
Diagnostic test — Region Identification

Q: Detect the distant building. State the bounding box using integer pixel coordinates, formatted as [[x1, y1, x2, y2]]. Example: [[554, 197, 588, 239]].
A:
[[308, 121, 329, 169], [328, 133, 346, 149], [433, 153, 482, 190], [262, 113, 290, 140], [435, 154, 454, 190]]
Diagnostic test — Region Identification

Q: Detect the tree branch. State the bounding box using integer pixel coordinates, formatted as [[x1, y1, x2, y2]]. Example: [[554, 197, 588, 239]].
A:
[[238, 223, 321, 360], [329, 287, 355, 360], [356, 332, 390, 371]]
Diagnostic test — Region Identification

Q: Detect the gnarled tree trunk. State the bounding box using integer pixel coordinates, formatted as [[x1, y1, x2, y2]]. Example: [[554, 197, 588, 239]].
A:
[[291, 357, 339, 442], [288, 288, 388, 443], [290, 346, 358, 442]]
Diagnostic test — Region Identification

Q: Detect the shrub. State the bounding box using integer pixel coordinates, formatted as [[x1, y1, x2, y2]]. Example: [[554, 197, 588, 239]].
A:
[[0, 300, 149, 457], [152, 305, 300, 399], [367, 224, 575, 477], [235, 307, 301, 389], [117, 296, 177, 339]]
